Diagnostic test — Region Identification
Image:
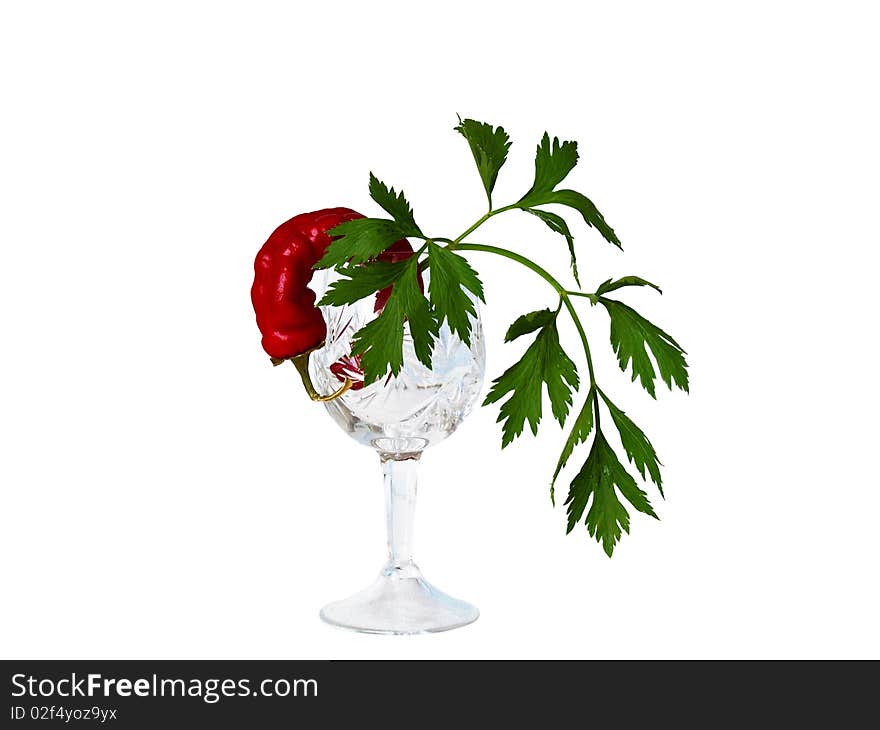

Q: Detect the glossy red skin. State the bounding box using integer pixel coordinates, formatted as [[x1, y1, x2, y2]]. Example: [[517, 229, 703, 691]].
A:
[[252, 208, 417, 361], [252, 208, 359, 359]]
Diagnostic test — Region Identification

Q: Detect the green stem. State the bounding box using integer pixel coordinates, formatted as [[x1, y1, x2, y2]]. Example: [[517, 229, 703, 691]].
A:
[[455, 243, 563, 292], [451, 204, 518, 246], [455, 242, 597, 387], [452, 212, 492, 246], [564, 296, 601, 432], [419, 206, 506, 271], [562, 296, 597, 388]]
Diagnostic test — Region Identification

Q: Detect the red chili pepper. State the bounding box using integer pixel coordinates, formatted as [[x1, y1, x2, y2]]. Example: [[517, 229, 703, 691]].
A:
[[252, 207, 357, 360], [251, 208, 417, 400]]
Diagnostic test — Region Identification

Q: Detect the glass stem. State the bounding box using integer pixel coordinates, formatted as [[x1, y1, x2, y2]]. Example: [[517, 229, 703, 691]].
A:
[[381, 454, 420, 573]]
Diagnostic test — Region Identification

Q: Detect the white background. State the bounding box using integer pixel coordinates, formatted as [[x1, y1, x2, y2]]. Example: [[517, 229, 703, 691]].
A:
[[1, 1, 878, 659]]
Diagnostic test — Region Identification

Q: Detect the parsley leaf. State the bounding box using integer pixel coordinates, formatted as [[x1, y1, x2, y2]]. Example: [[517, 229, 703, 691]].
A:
[[504, 308, 557, 342], [565, 430, 657, 557], [315, 218, 418, 269], [524, 133, 579, 195], [426, 241, 484, 345], [350, 258, 438, 383], [514, 131, 621, 250], [550, 386, 596, 507], [598, 389, 663, 495], [369, 173, 421, 233], [454, 117, 511, 205], [552, 386, 595, 490], [521, 189, 621, 249], [600, 298, 689, 397], [483, 318, 579, 447], [318, 261, 407, 307], [595, 276, 662, 297], [524, 209, 580, 285]]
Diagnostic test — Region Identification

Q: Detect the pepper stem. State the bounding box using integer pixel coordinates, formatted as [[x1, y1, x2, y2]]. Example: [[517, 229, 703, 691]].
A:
[[290, 346, 352, 402]]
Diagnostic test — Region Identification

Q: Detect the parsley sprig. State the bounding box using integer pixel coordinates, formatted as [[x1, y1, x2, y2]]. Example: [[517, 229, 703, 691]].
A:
[[314, 118, 689, 556]]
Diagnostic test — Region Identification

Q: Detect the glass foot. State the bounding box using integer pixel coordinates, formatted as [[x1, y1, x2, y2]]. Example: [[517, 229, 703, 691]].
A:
[[320, 562, 479, 635]]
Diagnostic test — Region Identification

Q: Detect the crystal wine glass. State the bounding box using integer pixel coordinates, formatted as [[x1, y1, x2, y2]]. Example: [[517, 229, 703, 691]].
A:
[[307, 268, 485, 634]]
